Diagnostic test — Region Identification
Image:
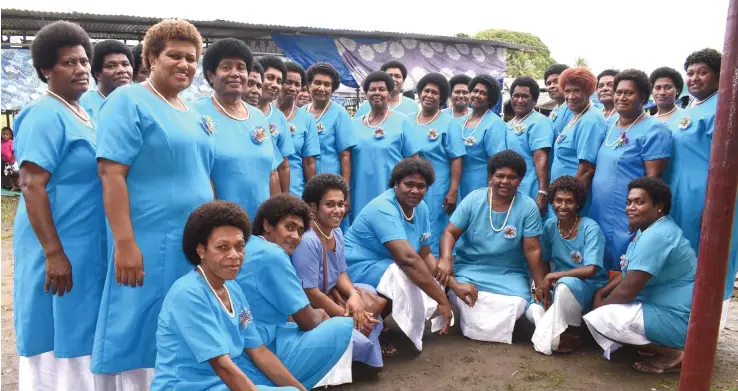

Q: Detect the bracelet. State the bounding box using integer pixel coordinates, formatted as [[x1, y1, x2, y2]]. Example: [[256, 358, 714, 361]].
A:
[[537, 190, 548, 196], [350, 289, 360, 297]]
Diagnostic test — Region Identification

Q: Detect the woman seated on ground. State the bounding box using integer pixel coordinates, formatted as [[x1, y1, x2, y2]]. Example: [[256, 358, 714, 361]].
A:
[[292, 173, 385, 365], [236, 194, 354, 389], [440, 150, 549, 344], [152, 201, 303, 391], [584, 177, 696, 374], [344, 158, 452, 353], [528, 176, 607, 355]]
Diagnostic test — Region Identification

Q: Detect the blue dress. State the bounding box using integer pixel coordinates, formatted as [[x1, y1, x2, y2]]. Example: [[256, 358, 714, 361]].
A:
[[287, 108, 321, 196], [12, 96, 105, 358], [237, 236, 353, 389], [590, 116, 672, 270], [151, 271, 297, 391], [92, 83, 215, 373], [310, 103, 357, 176], [441, 107, 470, 119], [449, 189, 543, 299], [409, 111, 467, 256], [459, 111, 507, 200], [503, 111, 554, 199], [355, 96, 419, 118], [541, 217, 607, 311], [292, 229, 384, 367], [192, 98, 280, 220], [345, 189, 432, 288], [350, 112, 420, 222], [262, 104, 296, 161], [79, 90, 105, 122], [549, 104, 573, 141], [550, 107, 606, 183], [621, 216, 696, 349]]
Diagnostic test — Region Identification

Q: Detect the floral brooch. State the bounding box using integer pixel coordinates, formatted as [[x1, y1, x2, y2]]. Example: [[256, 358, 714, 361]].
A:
[[620, 254, 629, 270], [513, 123, 525, 134], [316, 122, 325, 133], [289, 124, 296, 135], [464, 136, 476, 147], [420, 232, 431, 242], [428, 128, 440, 141], [570, 250, 583, 264], [503, 225, 517, 239], [200, 115, 216, 134], [679, 116, 691, 130], [550, 111, 558, 120], [555, 133, 566, 144], [269, 123, 279, 137], [239, 308, 253, 329], [251, 127, 268, 145], [615, 132, 629, 148], [373, 127, 385, 140]]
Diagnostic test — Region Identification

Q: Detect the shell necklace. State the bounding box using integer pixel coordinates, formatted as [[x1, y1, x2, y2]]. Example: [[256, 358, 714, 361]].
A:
[[604, 111, 645, 147], [462, 110, 490, 143], [312, 221, 334, 240], [46, 89, 93, 126], [400, 205, 415, 221], [487, 188, 515, 232], [508, 110, 534, 128], [196, 265, 234, 318], [308, 101, 331, 122], [566, 102, 591, 128], [415, 109, 440, 125], [212, 95, 250, 121], [603, 107, 617, 120], [657, 106, 678, 119], [557, 215, 579, 239], [363, 109, 391, 129], [690, 91, 718, 108], [146, 79, 188, 111]]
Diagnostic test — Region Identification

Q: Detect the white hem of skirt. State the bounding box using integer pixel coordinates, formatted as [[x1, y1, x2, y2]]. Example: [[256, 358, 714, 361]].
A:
[[530, 284, 583, 355], [583, 303, 650, 360], [450, 291, 526, 344], [313, 339, 354, 388]]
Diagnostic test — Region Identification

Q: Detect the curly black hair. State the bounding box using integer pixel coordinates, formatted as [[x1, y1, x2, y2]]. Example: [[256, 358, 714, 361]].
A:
[[91, 40, 134, 83], [649, 67, 684, 97], [251, 61, 264, 78], [31, 21, 92, 83], [684, 48, 722, 75], [252, 194, 311, 236], [628, 177, 672, 215], [307, 62, 340, 92], [363, 71, 395, 94], [487, 150, 526, 178], [614, 69, 651, 104], [258, 56, 287, 79], [302, 173, 349, 206], [597, 69, 619, 84], [202, 38, 254, 88], [131, 43, 145, 78], [182, 200, 252, 266], [416, 73, 450, 105], [544, 63, 569, 83], [388, 158, 436, 188], [510, 76, 540, 102], [449, 74, 472, 91], [469, 74, 501, 108], [285, 61, 307, 87], [380, 60, 407, 80], [547, 175, 587, 211]]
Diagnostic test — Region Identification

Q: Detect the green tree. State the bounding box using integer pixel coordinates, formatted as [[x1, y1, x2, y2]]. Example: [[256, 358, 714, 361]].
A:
[[574, 57, 589, 69], [455, 32, 471, 38], [473, 29, 554, 79]]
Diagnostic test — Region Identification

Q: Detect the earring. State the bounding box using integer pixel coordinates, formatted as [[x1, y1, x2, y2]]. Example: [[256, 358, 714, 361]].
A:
[[658, 209, 662, 213]]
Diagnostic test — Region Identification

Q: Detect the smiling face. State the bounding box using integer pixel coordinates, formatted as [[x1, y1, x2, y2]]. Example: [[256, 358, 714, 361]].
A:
[[197, 225, 246, 281], [210, 57, 248, 98], [597, 75, 615, 106], [367, 81, 390, 110], [394, 173, 428, 209], [280, 70, 302, 106], [419, 82, 441, 112], [314, 189, 346, 229], [263, 215, 305, 256], [686, 62, 719, 100], [384, 67, 404, 96], [652, 77, 678, 108], [470, 82, 490, 110], [43, 45, 90, 100], [244, 71, 262, 106], [564, 84, 589, 113], [511, 85, 535, 117], [450, 83, 470, 111], [261, 67, 283, 102], [626, 188, 663, 231], [309, 73, 334, 105], [614, 79, 644, 117], [489, 167, 521, 200], [96, 52, 133, 94], [552, 190, 578, 221], [149, 40, 198, 93]]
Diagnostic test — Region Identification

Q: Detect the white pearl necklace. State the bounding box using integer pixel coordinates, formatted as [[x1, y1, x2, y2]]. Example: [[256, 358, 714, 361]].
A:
[[212, 94, 250, 121], [487, 188, 515, 232], [363, 108, 391, 129], [657, 106, 678, 118], [566, 102, 591, 128], [415, 109, 440, 125], [97, 90, 107, 99], [283, 103, 296, 121], [146, 79, 188, 112], [308, 101, 331, 122], [603, 107, 617, 120], [312, 221, 334, 240], [605, 111, 645, 148], [400, 205, 415, 221], [462, 110, 490, 143], [508, 109, 534, 128], [690, 91, 718, 108], [196, 265, 234, 318], [46, 89, 93, 126]]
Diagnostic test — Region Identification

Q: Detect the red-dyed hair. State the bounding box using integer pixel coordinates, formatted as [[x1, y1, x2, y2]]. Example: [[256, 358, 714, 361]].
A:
[[559, 67, 597, 97]]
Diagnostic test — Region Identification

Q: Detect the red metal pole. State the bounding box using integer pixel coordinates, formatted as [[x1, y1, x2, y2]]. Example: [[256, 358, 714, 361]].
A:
[[679, 0, 738, 389]]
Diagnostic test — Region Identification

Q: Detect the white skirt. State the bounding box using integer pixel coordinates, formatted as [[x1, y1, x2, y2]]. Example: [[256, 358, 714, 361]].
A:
[[583, 303, 651, 360], [19, 352, 153, 391], [721, 298, 731, 330], [530, 284, 583, 355], [450, 291, 527, 344], [313, 339, 353, 388]]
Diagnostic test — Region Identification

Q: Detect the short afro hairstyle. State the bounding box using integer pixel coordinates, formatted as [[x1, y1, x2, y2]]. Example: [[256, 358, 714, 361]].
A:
[[202, 38, 254, 87], [544, 63, 569, 83], [258, 56, 287, 79], [31, 21, 92, 83], [487, 150, 526, 178], [559, 67, 597, 98], [380, 60, 407, 80], [547, 175, 587, 211], [131, 43, 145, 77], [628, 177, 672, 215], [285, 61, 307, 87], [596, 69, 619, 84], [469, 74, 501, 108], [363, 71, 395, 94], [182, 200, 252, 266], [614, 69, 652, 104], [142, 19, 203, 69], [388, 158, 436, 188], [91, 40, 134, 83], [449, 74, 472, 91], [251, 61, 264, 78], [252, 194, 311, 236], [510, 76, 540, 102], [416, 73, 450, 104], [649, 67, 684, 97], [684, 48, 722, 75], [302, 173, 349, 206], [307, 62, 340, 91]]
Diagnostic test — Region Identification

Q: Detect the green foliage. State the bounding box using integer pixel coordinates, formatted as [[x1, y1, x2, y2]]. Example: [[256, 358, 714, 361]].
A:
[[455, 32, 472, 38], [473, 29, 555, 79], [574, 57, 589, 69]]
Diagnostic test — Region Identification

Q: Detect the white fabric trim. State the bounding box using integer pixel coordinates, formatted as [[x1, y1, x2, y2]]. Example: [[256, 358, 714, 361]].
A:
[[720, 298, 731, 330], [450, 291, 526, 344], [313, 339, 353, 388], [530, 284, 582, 355], [19, 352, 95, 391], [92, 368, 154, 391], [525, 303, 545, 325], [583, 303, 650, 360]]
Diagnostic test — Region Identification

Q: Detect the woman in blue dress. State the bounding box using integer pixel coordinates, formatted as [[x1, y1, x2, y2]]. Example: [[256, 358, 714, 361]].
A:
[[79, 40, 133, 122], [584, 178, 696, 374], [459, 75, 507, 200], [441, 150, 549, 344], [192, 39, 280, 220], [12, 21, 104, 390], [152, 201, 303, 391], [649, 67, 686, 127], [345, 158, 452, 352], [441, 74, 471, 118], [596, 69, 619, 122], [544, 64, 573, 139], [504, 76, 553, 215], [237, 194, 354, 389], [93, 20, 213, 387], [292, 174, 385, 365], [410, 73, 466, 257], [350, 71, 420, 222], [275, 62, 320, 196], [528, 176, 607, 355], [590, 69, 672, 271], [354, 61, 419, 118]]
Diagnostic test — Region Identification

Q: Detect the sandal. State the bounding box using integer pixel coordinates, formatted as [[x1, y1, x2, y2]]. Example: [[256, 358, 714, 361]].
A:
[[631, 361, 682, 374], [378, 333, 399, 357]]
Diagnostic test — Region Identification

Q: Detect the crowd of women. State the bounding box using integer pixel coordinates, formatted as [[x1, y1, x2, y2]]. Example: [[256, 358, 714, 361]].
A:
[[9, 16, 737, 391]]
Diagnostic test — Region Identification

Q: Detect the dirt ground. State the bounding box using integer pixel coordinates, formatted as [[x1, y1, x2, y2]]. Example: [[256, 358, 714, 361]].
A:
[[1, 196, 737, 391]]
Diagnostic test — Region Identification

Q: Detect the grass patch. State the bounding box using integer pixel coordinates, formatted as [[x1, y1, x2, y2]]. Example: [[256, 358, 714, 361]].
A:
[[1, 196, 19, 239]]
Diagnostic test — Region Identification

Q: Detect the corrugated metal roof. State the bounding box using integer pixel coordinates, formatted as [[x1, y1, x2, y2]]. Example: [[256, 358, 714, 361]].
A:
[[0, 8, 541, 51]]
